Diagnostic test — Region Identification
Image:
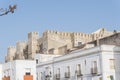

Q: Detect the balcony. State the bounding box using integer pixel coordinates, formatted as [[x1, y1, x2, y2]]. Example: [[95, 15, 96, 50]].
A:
[[56, 74, 60, 80], [45, 72, 52, 78], [75, 70, 83, 77], [91, 67, 98, 75], [65, 72, 70, 78], [46, 74, 52, 78]]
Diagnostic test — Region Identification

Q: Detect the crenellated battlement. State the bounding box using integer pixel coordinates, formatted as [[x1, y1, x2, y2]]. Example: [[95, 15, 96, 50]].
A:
[[5, 28, 115, 62], [28, 32, 39, 41], [46, 30, 60, 34], [17, 41, 27, 44], [28, 32, 39, 35], [28, 32, 39, 38], [43, 30, 99, 39], [59, 32, 71, 36], [72, 32, 93, 39], [8, 46, 16, 49], [43, 30, 72, 38]]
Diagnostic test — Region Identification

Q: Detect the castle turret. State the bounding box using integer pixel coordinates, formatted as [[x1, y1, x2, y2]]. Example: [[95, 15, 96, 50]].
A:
[[5, 46, 16, 62], [16, 41, 27, 59], [28, 32, 39, 59]]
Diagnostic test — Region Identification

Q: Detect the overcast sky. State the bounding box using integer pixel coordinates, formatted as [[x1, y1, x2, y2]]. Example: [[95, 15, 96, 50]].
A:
[[0, 0, 120, 62]]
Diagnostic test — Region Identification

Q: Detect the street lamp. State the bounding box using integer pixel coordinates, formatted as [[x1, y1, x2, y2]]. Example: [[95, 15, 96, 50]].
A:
[[0, 4, 17, 16]]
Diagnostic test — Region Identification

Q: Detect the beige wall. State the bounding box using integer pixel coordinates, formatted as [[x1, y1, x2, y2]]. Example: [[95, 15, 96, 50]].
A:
[[5, 46, 16, 62], [5, 28, 115, 62], [28, 32, 39, 59], [16, 41, 27, 59]]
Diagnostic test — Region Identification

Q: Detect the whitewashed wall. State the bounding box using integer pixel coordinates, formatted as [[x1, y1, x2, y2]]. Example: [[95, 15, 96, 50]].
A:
[[0, 64, 2, 80], [36, 45, 120, 80], [53, 52, 101, 80], [100, 45, 120, 80], [15, 60, 36, 80], [2, 60, 36, 80]]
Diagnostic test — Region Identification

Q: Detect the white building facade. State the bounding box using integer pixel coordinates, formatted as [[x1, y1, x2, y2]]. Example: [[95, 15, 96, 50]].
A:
[[35, 54, 61, 80], [2, 60, 36, 80], [36, 45, 120, 80], [0, 64, 2, 80]]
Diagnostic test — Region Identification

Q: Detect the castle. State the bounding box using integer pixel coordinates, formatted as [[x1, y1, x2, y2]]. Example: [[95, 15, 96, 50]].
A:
[[5, 28, 114, 62]]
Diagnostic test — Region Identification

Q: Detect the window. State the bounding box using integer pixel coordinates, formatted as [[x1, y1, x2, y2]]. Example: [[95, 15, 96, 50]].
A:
[[67, 66, 70, 73], [91, 61, 97, 74], [77, 64, 81, 72], [45, 67, 51, 77], [65, 66, 70, 78], [36, 59, 38, 64], [26, 72, 31, 75], [56, 68, 60, 79], [78, 42, 82, 46], [57, 68, 60, 74], [36, 73, 38, 80], [85, 60, 86, 65], [93, 61, 97, 68], [109, 59, 115, 70], [25, 68, 31, 75], [40, 72, 43, 80], [76, 64, 82, 76]]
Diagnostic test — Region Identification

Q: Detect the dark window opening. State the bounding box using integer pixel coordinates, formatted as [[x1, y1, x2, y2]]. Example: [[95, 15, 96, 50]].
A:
[[36, 59, 38, 64], [26, 72, 31, 75]]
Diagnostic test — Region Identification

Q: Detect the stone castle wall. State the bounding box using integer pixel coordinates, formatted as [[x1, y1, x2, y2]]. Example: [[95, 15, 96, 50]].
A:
[[5, 28, 115, 62]]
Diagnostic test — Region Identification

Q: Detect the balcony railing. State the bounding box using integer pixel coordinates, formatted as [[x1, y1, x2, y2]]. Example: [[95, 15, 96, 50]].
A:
[[45, 72, 52, 78], [65, 72, 70, 78], [56, 74, 60, 79], [75, 70, 83, 77], [91, 67, 98, 75]]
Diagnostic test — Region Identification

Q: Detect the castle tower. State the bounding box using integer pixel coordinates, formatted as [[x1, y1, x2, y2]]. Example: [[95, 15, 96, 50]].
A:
[[16, 41, 27, 59], [5, 46, 16, 62], [28, 32, 39, 59], [46, 30, 72, 54], [92, 28, 114, 40], [71, 32, 93, 47]]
